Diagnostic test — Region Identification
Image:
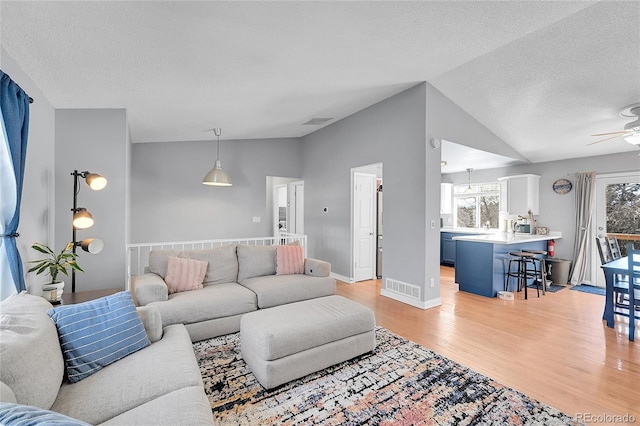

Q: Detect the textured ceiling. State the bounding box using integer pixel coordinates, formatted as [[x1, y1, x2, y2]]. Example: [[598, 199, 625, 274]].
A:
[[1, 1, 639, 166]]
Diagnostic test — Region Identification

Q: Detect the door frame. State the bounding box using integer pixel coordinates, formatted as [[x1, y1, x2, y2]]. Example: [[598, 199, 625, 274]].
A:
[[592, 171, 640, 286], [351, 165, 380, 282]]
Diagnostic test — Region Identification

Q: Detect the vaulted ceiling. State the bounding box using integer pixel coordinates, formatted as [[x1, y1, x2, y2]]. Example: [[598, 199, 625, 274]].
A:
[[2, 1, 639, 167]]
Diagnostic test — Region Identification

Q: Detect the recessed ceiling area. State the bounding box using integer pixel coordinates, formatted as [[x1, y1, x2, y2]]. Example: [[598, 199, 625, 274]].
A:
[[440, 141, 527, 174]]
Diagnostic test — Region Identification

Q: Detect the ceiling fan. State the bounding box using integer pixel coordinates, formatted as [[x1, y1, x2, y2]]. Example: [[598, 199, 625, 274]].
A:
[[588, 102, 640, 146]]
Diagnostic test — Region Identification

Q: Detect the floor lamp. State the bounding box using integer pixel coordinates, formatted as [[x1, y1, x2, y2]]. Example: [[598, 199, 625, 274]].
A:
[[71, 170, 107, 292]]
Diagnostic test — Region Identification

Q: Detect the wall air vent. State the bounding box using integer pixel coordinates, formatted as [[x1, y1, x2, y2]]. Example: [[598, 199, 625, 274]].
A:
[[303, 117, 333, 125], [384, 278, 421, 300]]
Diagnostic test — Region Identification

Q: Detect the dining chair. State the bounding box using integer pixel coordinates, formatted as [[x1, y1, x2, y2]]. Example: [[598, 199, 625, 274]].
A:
[[626, 243, 640, 341], [596, 235, 630, 311], [608, 235, 622, 260]]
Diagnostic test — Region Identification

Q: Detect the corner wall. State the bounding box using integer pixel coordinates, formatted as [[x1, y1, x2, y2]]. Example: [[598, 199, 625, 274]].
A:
[[55, 109, 129, 291], [302, 84, 430, 306]]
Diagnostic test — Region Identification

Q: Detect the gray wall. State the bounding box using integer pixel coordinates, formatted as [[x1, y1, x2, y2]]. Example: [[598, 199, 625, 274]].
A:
[[442, 151, 640, 261], [55, 109, 129, 292], [130, 137, 302, 242], [1, 49, 56, 297], [301, 84, 428, 297], [424, 83, 524, 302]]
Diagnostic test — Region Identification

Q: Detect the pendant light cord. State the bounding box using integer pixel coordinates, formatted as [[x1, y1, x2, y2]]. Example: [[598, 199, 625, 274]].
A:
[[214, 128, 222, 161]]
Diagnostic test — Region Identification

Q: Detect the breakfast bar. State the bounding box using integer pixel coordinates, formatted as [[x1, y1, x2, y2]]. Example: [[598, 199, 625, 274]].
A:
[[453, 232, 562, 298]]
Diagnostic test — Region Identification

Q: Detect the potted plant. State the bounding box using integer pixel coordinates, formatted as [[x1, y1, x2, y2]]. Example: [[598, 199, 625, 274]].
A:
[[28, 242, 83, 302]]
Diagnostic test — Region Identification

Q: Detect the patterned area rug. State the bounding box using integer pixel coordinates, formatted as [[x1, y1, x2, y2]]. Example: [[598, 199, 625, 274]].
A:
[[194, 327, 580, 425]]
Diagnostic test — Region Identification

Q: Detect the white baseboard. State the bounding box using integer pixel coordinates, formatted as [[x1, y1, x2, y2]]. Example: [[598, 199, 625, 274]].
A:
[[380, 289, 441, 310], [331, 272, 353, 283]]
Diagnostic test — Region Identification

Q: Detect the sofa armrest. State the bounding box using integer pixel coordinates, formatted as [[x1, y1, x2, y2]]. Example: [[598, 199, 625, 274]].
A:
[[304, 258, 331, 277], [136, 305, 163, 343], [132, 273, 168, 306]]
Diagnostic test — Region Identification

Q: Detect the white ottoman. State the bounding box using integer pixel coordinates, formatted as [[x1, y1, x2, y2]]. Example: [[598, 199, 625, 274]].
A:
[[240, 295, 376, 389]]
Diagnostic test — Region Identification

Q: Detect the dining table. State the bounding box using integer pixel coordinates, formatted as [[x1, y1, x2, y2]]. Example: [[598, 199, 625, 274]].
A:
[[600, 256, 638, 328]]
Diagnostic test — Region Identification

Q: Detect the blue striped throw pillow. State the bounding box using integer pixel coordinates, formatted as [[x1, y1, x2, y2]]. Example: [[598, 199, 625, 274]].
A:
[[47, 291, 150, 383]]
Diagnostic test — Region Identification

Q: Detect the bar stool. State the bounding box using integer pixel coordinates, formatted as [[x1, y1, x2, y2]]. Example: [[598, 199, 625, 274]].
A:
[[523, 249, 548, 295], [505, 251, 536, 299]]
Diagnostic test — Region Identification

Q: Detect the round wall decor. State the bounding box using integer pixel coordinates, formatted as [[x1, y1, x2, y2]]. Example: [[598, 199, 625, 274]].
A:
[[553, 178, 572, 194]]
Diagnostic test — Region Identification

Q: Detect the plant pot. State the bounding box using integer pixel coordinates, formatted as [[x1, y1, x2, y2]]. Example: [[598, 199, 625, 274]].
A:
[[42, 281, 64, 304]]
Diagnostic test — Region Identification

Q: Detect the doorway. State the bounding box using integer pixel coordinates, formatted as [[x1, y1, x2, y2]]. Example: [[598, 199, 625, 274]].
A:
[[268, 177, 304, 237], [351, 163, 383, 282], [592, 171, 640, 286]]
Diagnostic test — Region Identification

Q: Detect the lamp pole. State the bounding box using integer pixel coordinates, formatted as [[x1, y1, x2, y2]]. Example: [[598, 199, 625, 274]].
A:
[[70, 170, 107, 293], [71, 170, 80, 293]]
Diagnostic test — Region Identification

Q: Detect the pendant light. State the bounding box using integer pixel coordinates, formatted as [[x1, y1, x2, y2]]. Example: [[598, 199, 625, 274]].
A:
[[464, 168, 474, 193], [202, 128, 233, 186]]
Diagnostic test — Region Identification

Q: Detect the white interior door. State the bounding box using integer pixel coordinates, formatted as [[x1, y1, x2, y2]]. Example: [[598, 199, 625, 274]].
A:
[[353, 172, 376, 282], [593, 171, 640, 286]]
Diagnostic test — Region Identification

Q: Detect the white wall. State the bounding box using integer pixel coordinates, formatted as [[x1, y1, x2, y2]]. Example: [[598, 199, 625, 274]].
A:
[[1, 49, 56, 296], [55, 109, 129, 292], [130, 137, 302, 242]]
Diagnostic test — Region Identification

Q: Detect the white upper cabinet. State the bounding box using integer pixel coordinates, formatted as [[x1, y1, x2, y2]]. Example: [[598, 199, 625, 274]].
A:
[[498, 174, 540, 216]]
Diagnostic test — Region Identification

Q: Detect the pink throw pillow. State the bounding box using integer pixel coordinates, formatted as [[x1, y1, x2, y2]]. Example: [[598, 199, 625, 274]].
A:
[[164, 256, 208, 294], [276, 245, 304, 275]]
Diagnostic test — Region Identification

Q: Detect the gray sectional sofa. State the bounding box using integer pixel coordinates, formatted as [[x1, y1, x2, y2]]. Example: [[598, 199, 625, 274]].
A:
[[132, 244, 336, 342], [0, 292, 213, 425]]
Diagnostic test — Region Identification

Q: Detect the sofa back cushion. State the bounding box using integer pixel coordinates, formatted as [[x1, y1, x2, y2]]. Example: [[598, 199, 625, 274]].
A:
[[0, 293, 64, 409], [181, 244, 238, 285], [237, 245, 276, 282], [148, 250, 181, 278]]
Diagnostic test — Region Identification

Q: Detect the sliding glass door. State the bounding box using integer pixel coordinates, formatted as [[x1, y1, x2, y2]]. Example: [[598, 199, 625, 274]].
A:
[[592, 172, 640, 286]]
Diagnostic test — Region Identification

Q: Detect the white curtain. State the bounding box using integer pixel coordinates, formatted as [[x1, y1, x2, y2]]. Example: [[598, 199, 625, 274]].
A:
[[0, 106, 18, 300], [569, 171, 596, 285]]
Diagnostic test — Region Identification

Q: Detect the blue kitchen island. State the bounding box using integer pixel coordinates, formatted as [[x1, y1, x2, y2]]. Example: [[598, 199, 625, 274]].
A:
[[453, 232, 562, 298]]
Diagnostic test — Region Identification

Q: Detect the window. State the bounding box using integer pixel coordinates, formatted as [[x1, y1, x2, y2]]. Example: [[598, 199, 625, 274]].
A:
[[605, 182, 640, 256], [453, 182, 500, 229]]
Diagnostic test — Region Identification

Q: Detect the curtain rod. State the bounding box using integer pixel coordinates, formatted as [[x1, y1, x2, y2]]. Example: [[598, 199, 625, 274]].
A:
[[29, 97, 33, 104]]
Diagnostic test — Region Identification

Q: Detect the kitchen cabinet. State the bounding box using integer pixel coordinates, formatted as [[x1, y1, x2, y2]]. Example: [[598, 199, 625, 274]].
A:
[[440, 232, 457, 266], [440, 183, 453, 214], [498, 174, 540, 215], [453, 232, 561, 297]]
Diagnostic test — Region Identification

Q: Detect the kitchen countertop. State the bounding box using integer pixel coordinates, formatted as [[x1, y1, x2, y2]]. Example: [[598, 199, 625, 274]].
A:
[[440, 228, 494, 235], [452, 231, 562, 244]]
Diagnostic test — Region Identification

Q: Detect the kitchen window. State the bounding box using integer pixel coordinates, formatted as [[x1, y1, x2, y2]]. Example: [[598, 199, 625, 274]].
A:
[[453, 182, 500, 229]]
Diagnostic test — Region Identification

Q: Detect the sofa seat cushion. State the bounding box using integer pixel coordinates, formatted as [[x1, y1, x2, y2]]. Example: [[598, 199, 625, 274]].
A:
[[99, 386, 213, 426], [151, 282, 257, 328], [239, 274, 336, 309], [51, 324, 203, 425], [0, 293, 64, 410]]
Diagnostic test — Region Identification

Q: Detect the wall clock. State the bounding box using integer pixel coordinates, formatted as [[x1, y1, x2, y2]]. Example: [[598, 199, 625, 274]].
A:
[[553, 178, 572, 195]]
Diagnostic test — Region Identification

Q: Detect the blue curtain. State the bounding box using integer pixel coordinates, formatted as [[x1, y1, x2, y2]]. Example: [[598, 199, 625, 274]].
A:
[[0, 70, 30, 293]]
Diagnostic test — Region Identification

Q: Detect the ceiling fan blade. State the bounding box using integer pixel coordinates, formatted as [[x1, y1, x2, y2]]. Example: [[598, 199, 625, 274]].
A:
[[591, 130, 630, 136], [587, 134, 624, 145]]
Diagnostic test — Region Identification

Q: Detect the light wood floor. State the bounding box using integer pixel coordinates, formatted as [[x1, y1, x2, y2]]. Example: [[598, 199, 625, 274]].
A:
[[336, 266, 640, 422]]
